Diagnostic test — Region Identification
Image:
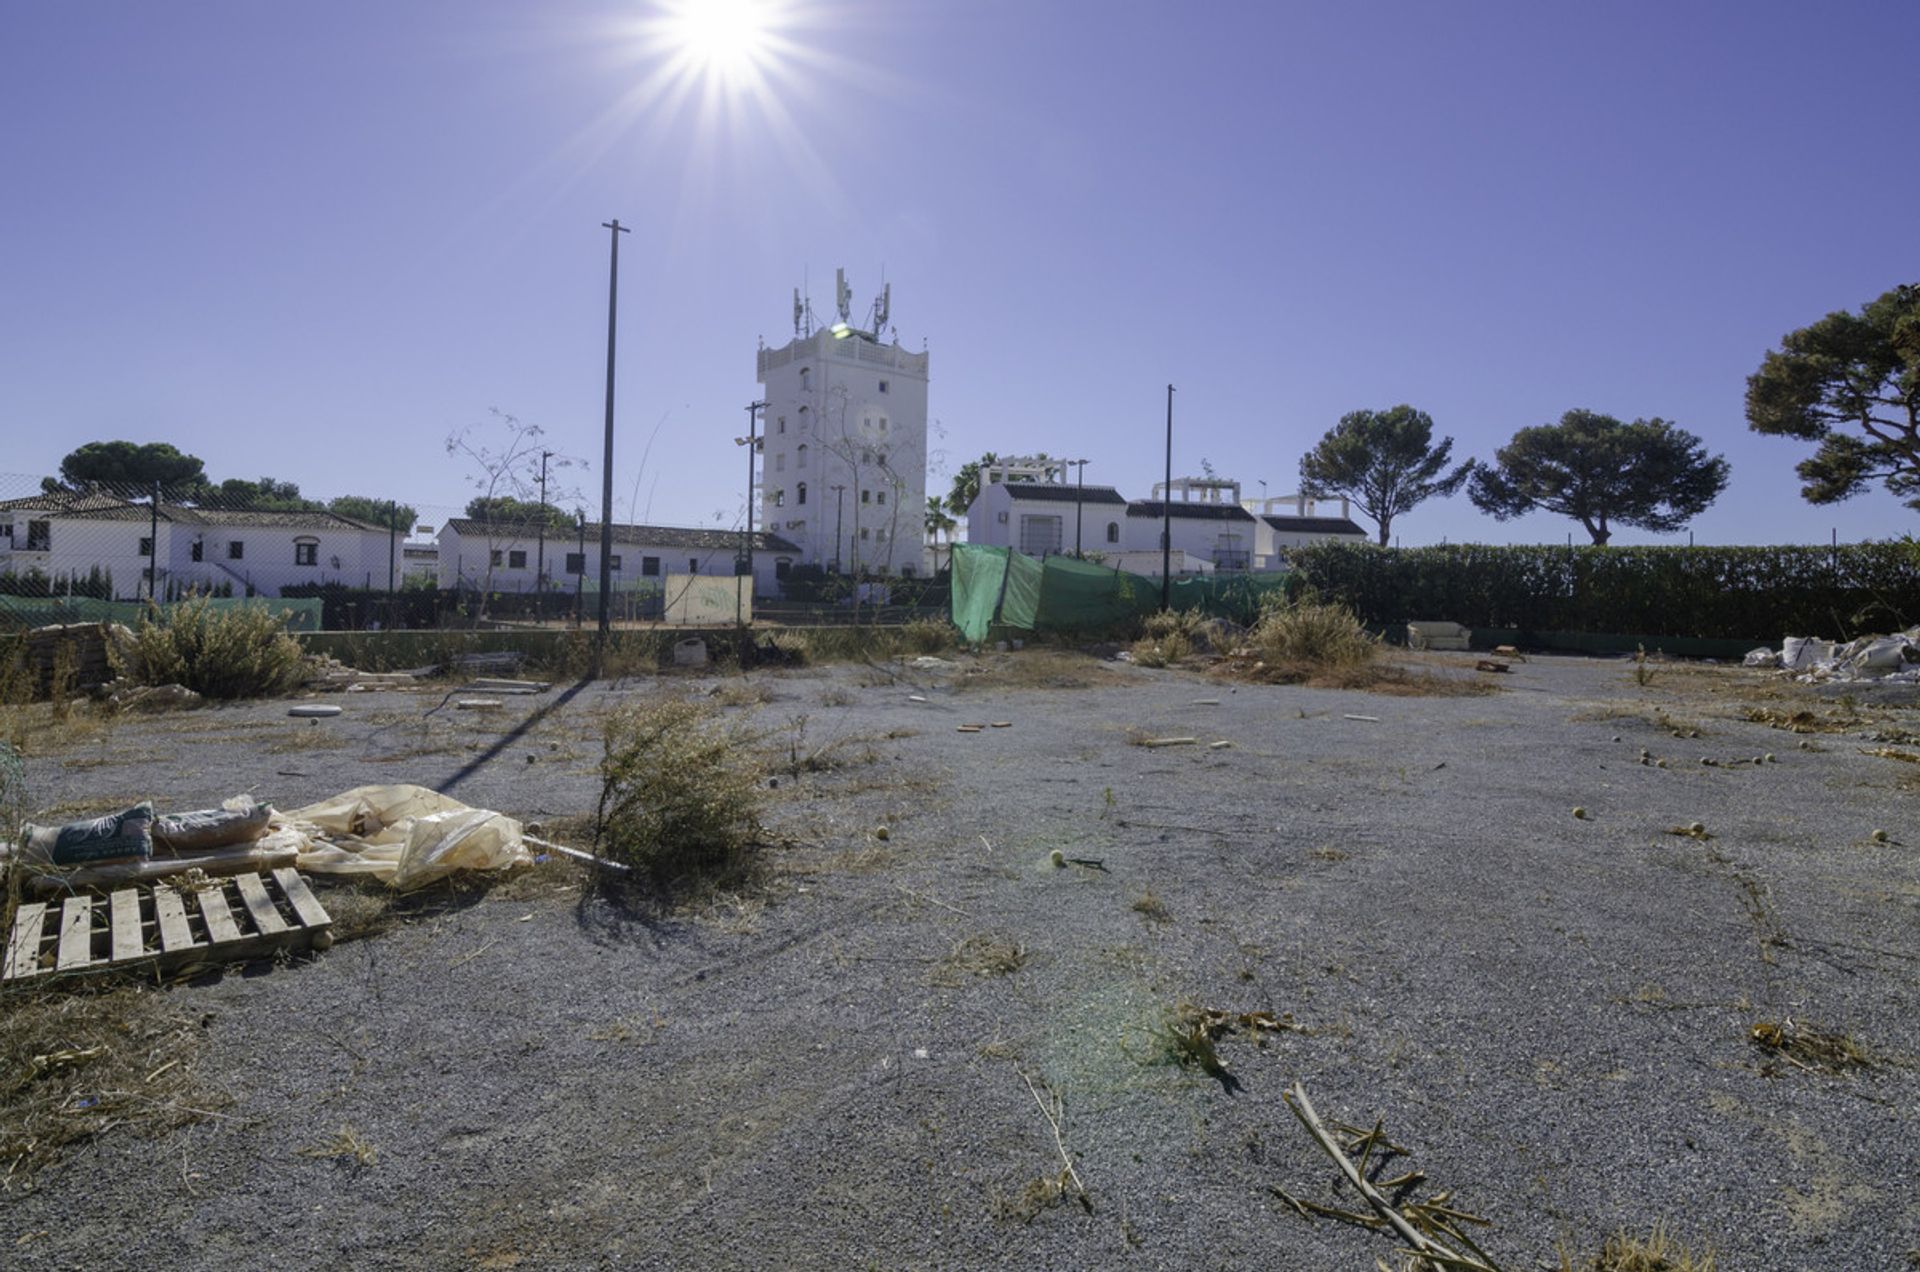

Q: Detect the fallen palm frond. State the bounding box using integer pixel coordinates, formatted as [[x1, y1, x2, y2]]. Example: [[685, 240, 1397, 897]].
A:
[[1014, 1070, 1091, 1218], [1748, 1018, 1871, 1073], [1276, 1082, 1503, 1272], [1157, 1004, 1303, 1092]]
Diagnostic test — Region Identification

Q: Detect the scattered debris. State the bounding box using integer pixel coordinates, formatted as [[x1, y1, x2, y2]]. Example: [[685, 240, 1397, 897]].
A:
[[287, 704, 342, 718], [957, 724, 985, 733], [455, 698, 503, 710], [1208, 739, 1233, 750], [1749, 1018, 1871, 1073], [467, 678, 550, 694], [990, 721, 1012, 728], [104, 682, 202, 712], [1139, 736, 1198, 748], [1276, 1083, 1502, 1272], [4, 868, 333, 983], [1746, 629, 1920, 682], [1341, 714, 1380, 723], [1475, 659, 1511, 674], [283, 784, 532, 889]]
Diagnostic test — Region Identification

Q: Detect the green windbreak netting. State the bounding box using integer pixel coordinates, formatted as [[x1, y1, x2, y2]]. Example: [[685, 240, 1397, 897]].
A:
[[949, 543, 1291, 640], [0, 595, 326, 632], [950, 544, 1010, 643]]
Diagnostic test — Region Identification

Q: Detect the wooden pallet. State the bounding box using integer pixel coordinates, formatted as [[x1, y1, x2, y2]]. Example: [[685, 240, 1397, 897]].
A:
[[3, 868, 333, 982]]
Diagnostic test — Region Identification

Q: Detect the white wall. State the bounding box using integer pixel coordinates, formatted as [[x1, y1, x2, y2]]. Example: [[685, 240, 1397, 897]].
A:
[[437, 525, 790, 597], [757, 324, 929, 576]]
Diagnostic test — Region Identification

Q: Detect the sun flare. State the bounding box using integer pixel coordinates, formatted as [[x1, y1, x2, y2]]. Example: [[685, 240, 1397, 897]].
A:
[[657, 0, 775, 85]]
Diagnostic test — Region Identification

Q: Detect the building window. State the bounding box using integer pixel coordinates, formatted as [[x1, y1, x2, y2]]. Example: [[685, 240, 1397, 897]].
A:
[[1106, 522, 1120, 544], [775, 558, 792, 580], [775, 453, 785, 472], [797, 443, 808, 465], [901, 564, 916, 578], [642, 556, 660, 576], [688, 558, 699, 573], [777, 416, 786, 434], [565, 552, 585, 574], [861, 489, 871, 504], [876, 529, 887, 542], [139, 537, 154, 557], [1018, 515, 1064, 556], [878, 418, 889, 432], [490, 549, 503, 567], [876, 490, 886, 506], [799, 367, 810, 390], [878, 379, 889, 393], [797, 482, 807, 506], [861, 450, 872, 464], [773, 489, 785, 507], [860, 528, 870, 541], [295, 541, 318, 566], [190, 539, 204, 562], [609, 555, 622, 571], [228, 541, 245, 561], [25, 520, 49, 551], [508, 549, 527, 569], [997, 511, 1008, 523]]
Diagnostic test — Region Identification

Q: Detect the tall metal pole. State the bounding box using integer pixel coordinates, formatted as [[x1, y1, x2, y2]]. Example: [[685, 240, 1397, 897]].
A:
[[1072, 459, 1088, 557], [148, 481, 160, 602], [739, 401, 765, 625], [387, 498, 397, 626], [536, 450, 552, 602], [831, 484, 846, 573], [598, 219, 628, 651], [1162, 384, 1174, 610]]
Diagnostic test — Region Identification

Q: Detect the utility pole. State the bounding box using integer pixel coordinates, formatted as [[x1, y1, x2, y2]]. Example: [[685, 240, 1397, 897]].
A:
[[536, 450, 552, 604], [831, 484, 846, 574], [148, 482, 160, 602], [386, 498, 397, 626], [1070, 458, 1089, 557], [597, 218, 629, 654], [1162, 384, 1174, 611], [737, 401, 766, 625]]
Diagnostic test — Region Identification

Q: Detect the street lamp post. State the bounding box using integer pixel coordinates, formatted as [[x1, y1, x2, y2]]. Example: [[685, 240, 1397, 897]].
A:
[[831, 484, 846, 574], [536, 449, 553, 601], [1162, 384, 1174, 610], [597, 218, 629, 653], [736, 401, 766, 625], [1070, 458, 1090, 557]]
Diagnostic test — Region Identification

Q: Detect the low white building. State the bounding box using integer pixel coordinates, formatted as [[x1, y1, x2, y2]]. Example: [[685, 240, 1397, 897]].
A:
[[965, 459, 1131, 558], [1244, 494, 1369, 564], [437, 519, 802, 598], [0, 491, 396, 598]]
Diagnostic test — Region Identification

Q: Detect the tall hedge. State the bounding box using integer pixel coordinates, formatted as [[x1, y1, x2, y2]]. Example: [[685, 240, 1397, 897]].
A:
[[1287, 542, 1920, 642]]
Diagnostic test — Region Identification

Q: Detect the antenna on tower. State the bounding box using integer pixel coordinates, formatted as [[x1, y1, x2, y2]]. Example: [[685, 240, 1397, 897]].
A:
[[835, 268, 852, 324], [868, 281, 891, 339], [792, 288, 803, 337]]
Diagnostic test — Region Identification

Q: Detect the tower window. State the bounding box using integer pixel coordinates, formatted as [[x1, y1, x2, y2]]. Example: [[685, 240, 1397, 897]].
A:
[[797, 482, 807, 506], [773, 489, 785, 507], [777, 417, 786, 434], [799, 367, 810, 390], [878, 379, 889, 393]]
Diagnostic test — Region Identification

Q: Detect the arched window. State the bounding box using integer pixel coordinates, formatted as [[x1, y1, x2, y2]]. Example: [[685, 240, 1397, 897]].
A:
[[797, 482, 808, 506], [796, 443, 808, 466], [1106, 522, 1120, 544], [798, 367, 810, 390]]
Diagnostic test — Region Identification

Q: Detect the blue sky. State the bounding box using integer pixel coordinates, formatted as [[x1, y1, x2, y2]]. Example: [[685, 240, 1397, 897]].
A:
[[3, 0, 1915, 546]]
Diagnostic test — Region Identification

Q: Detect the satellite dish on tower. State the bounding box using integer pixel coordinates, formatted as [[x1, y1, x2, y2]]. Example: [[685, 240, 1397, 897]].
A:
[[835, 268, 852, 324]]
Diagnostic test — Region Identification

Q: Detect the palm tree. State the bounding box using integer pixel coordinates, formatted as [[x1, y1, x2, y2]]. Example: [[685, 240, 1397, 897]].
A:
[[925, 496, 958, 573]]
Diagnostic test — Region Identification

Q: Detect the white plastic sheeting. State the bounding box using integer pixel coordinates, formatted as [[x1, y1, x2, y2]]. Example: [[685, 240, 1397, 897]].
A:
[[280, 784, 531, 890], [1744, 629, 1920, 682]]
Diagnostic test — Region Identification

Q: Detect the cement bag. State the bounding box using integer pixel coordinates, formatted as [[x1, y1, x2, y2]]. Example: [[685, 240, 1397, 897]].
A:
[[283, 784, 529, 889], [20, 802, 154, 868], [153, 796, 272, 854]]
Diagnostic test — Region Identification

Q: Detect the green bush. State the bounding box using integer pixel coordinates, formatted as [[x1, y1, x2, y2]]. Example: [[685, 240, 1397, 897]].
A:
[[594, 699, 763, 892], [1288, 541, 1920, 641], [127, 599, 306, 699]]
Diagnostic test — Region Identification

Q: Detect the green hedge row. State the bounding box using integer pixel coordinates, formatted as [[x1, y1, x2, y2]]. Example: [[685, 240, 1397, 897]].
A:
[[1286, 542, 1920, 642]]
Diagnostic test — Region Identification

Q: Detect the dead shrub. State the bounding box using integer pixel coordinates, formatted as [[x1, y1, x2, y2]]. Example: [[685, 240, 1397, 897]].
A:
[[934, 933, 1028, 983], [1251, 597, 1376, 668], [1563, 1222, 1717, 1271], [594, 698, 764, 893], [126, 599, 305, 699], [902, 617, 957, 654]]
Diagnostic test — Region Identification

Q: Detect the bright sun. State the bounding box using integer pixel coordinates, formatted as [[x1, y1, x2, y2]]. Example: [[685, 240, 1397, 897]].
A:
[[658, 0, 774, 84]]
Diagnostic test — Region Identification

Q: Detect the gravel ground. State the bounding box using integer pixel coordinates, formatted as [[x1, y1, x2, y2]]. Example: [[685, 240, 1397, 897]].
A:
[[5, 649, 1919, 1270]]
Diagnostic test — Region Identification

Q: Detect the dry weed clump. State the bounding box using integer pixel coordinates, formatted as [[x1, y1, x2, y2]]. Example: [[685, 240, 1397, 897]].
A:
[[126, 598, 305, 699], [1563, 1221, 1717, 1271], [1130, 609, 1224, 668], [594, 698, 764, 893], [298, 1123, 378, 1167], [1748, 1018, 1871, 1073], [0, 987, 223, 1187], [934, 933, 1028, 983], [1216, 599, 1493, 696]]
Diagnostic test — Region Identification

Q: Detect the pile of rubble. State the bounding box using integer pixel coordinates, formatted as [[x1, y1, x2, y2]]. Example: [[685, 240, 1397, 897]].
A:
[[1744, 630, 1920, 682], [302, 654, 424, 693]]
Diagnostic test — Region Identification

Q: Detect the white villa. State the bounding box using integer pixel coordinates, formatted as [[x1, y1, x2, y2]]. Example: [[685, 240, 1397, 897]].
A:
[[755, 269, 929, 578], [964, 464, 1366, 574], [0, 491, 399, 598]]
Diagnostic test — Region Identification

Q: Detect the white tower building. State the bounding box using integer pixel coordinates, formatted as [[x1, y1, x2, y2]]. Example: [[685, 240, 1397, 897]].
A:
[[755, 270, 929, 577]]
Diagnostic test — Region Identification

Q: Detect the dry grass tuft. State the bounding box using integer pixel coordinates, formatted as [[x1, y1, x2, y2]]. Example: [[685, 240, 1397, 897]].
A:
[[1748, 1018, 1871, 1073], [711, 677, 776, 708], [936, 934, 1028, 982], [1215, 599, 1493, 696], [0, 987, 224, 1187], [127, 598, 306, 699], [1131, 889, 1171, 923], [1563, 1221, 1717, 1271], [299, 1123, 378, 1167]]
